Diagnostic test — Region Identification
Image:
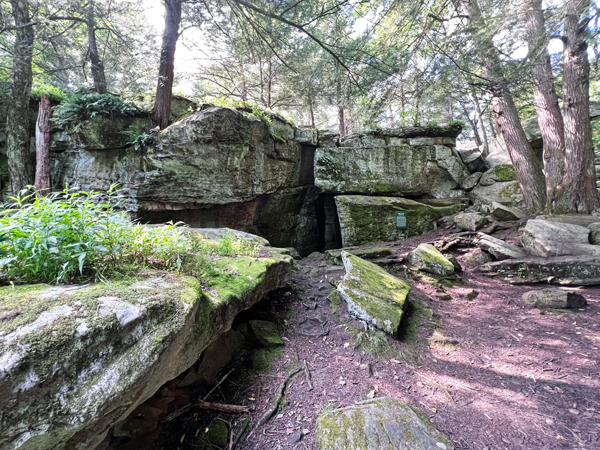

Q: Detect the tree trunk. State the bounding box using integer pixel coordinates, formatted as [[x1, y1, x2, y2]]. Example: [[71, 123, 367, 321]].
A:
[[487, 108, 497, 139], [525, 0, 566, 211], [457, 0, 547, 212], [87, 0, 107, 94], [460, 101, 482, 146], [556, 0, 599, 212], [7, 0, 34, 195], [336, 78, 346, 138], [154, 0, 182, 129], [35, 95, 51, 195], [470, 86, 489, 156]]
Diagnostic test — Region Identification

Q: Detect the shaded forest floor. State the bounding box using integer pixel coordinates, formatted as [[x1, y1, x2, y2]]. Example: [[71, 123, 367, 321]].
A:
[[115, 228, 600, 450]]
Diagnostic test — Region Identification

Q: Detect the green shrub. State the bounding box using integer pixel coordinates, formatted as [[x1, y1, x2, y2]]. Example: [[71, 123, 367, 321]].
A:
[[52, 93, 140, 127], [0, 186, 258, 284], [30, 82, 66, 103], [122, 125, 159, 152]]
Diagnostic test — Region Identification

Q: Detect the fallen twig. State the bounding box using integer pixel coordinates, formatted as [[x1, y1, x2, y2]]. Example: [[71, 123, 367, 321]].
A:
[[197, 400, 249, 414], [251, 368, 302, 432], [303, 360, 314, 391], [161, 367, 235, 423]]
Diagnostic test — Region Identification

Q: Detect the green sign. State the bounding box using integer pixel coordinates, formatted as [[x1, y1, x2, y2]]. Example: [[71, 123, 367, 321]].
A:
[[395, 211, 407, 229]]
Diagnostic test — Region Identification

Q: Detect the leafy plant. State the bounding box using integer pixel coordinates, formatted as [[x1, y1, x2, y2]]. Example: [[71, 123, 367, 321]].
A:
[[122, 125, 159, 152], [52, 93, 140, 127], [447, 119, 465, 128], [30, 82, 66, 102]]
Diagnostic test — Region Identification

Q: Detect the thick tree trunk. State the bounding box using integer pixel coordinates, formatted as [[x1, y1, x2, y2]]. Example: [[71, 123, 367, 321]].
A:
[[336, 79, 346, 138], [87, 0, 107, 94], [492, 90, 547, 212], [35, 95, 51, 195], [525, 0, 566, 211], [457, 0, 547, 212], [154, 0, 182, 129], [7, 0, 34, 195], [556, 0, 599, 213]]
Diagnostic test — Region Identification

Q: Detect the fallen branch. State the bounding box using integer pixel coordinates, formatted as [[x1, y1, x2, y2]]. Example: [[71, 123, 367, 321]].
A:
[[161, 368, 235, 423], [230, 418, 250, 450], [303, 360, 314, 391], [252, 368, 302, 432], [197, 400, 249, 414]]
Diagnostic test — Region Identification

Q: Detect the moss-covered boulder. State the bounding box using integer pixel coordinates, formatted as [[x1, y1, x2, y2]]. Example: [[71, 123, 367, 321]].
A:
[[407, 244, 455, 276], [0, 235, 292, 450], [479, 164, 517, 186], [469, 180, 524, 210], [337, 252, 410, 336], [315, 397, 454, 450], [335, 195, 466, 247], [315, 143, 470, 197], [249, 320, 284, 346], [70, 115, 154, 150]]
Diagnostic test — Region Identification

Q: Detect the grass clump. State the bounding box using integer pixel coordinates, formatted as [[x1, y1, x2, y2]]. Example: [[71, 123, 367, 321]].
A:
[[0, 186, 258, 284]]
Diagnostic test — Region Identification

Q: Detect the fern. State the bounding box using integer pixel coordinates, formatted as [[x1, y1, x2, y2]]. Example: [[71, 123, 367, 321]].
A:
[[53, 93, 140, 127]]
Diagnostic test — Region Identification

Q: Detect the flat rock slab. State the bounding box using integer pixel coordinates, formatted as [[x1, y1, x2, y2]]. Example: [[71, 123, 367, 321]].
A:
[[489, 201, 526, 221], [480, 255, 600, 285], [523, 288, 587, 309], [454, 212, 487, 231], [408, 243, 455, 276], [473, 233, 526, 260], [315, 397, 454, 450], [325, 244, 392, 261], [337, 252, 410, 336], [335, 195, 466, 247], [520, 219, 600, 257], [0, 234, 292, 450], [535, 214, 600, 228], [479, 164, 517, 186]]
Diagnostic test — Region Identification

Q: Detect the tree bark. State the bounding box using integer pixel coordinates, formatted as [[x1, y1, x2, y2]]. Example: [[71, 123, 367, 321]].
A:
[[154, 0, 182, 129], [7, 0, 34, 195], [336, 78, 346, 138], [525, 0, 566, 211], [556, 0, 599, 212], [35, 95, 51, 195], [457, 0, 547, 212], [470, 86, 489, 156], [87, 0, 107, 94]]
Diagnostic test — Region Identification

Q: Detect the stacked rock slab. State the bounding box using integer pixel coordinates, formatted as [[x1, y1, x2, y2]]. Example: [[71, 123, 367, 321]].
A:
[[335, 196, 466, 247], [0, 231, 292, 450], [337, 252, 410, 336]]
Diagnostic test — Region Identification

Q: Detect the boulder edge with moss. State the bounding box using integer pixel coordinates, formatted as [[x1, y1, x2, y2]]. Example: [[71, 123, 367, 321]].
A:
[[0, 232, 292, 450]]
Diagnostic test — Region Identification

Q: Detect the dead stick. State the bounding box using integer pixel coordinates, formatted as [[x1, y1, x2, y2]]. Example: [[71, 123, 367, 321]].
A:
[[251, 368, 302, 432], [161, 368, 236, 423], [303, 360, 314, 391], [197, 400, 249, 414]]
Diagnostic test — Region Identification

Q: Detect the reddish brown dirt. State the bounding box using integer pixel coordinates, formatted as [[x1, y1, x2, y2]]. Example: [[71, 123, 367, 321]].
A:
[[114, 227, 600, 450]]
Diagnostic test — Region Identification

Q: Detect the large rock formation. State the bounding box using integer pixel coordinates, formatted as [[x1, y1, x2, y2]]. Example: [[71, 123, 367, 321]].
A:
[[315, 127, 469, 198], [335, 196, 466, 247], [0, 233, 292, 450]]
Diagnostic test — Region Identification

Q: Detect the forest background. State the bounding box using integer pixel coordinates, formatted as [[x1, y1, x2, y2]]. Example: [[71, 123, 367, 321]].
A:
[[2, 0, 600, 214]]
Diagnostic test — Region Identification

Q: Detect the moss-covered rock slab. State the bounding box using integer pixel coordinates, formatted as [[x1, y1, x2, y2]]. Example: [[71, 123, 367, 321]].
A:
[[469, 180, 524, 209], [315, 143, 469, 196], [249, 320, 284, 346], [0, 235, 292, 450], [479, 164, 517, 186], [407, 244, 455, 276], [71, 115, 154, 150], [337, 252, 410, 336], [335, 195, 466, 247], [315, 397, 454, 450]]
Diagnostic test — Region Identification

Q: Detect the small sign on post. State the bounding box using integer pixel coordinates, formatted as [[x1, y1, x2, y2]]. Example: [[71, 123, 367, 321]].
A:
[[395, 211, 407, 229]]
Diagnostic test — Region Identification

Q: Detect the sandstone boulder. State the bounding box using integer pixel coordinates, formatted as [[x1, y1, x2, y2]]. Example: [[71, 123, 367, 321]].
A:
[[473, 233, 526, 260], [0, 234, 292, 450], [335, 195, 466, 247], [479, 164, 518, 186], [315, 397, 454, 450], [588, 223, 600, 245], [453, 212, 487, 231], [520, 219, 600, 257], [469, 180, 524, 210], [315, 142, 469, 196], [337, 252, 410, 336], [459, 172, 483, 191], [407, 244, 455, 276], [522, 288, 587, 309], [489, 201, 527, 221]]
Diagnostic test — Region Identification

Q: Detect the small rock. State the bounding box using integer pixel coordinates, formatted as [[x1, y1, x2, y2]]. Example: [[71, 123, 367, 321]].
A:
[[453, 212, 487, 231], [456, 249, 493, 266], [522, 288, 587, 309], [465, 289, 479, 301], [480, 164, 517, 186], [459, 172, 483, 191], [407, 244, 455, 276], [473, 232, 526, 260], [489, 201, 527, 221], [206, 420, 229, 447], [249, 320, 285, 346], [289, 430, 304, 444], [285, 247, 302, 260]]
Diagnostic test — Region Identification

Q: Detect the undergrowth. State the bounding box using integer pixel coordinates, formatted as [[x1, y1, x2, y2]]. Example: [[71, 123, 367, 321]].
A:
[[0, 186, 258, 284]]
